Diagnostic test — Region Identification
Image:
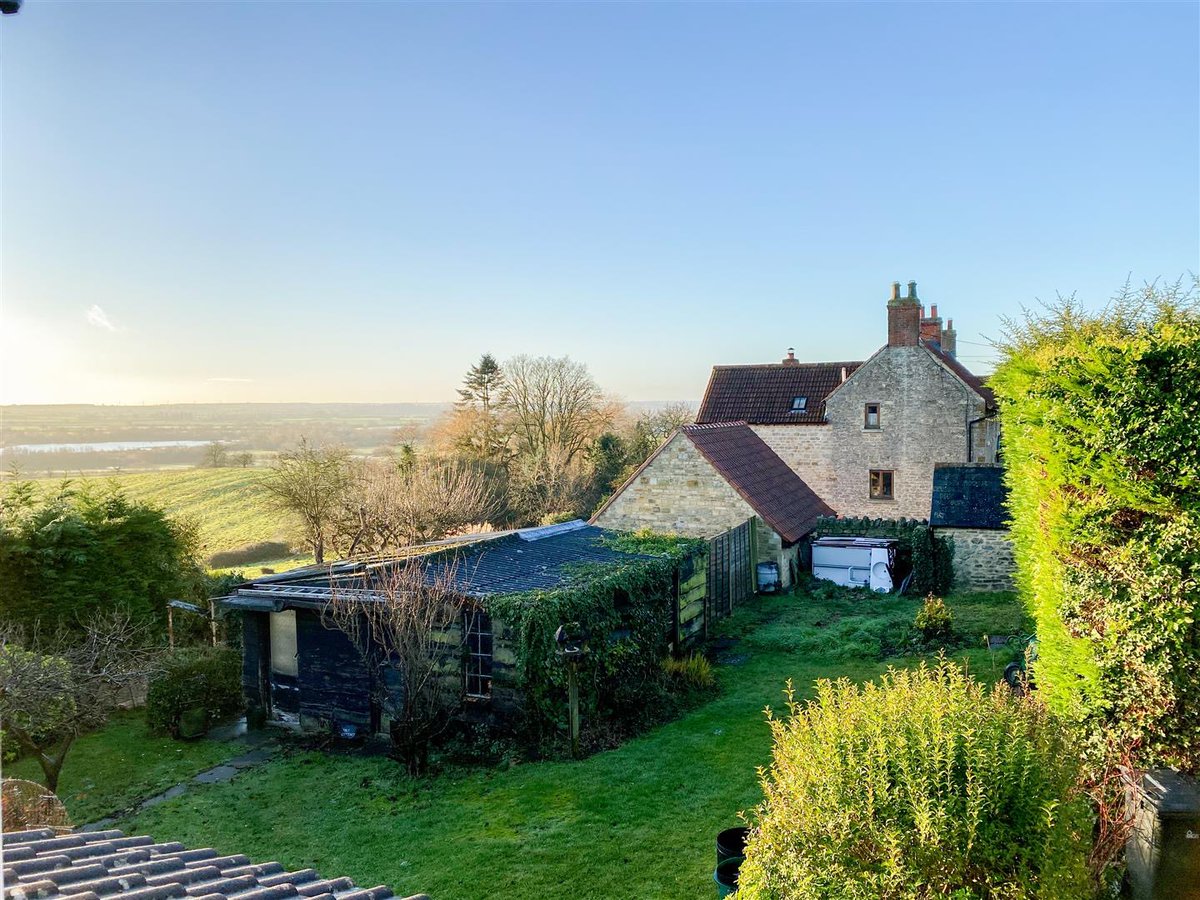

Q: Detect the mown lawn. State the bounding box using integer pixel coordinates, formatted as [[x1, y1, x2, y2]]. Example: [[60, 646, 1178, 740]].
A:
[[117, 587, 1026, 899], [4, 709, 240, 825]]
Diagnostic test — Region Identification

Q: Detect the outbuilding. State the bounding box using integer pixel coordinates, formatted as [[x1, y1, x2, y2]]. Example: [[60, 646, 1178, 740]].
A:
[[929, 463, 1015, 592]]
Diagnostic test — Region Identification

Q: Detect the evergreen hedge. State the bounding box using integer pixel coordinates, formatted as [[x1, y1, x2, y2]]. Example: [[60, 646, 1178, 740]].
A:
[[146, 647, 243, 738], [990, 281, 1200, 773]]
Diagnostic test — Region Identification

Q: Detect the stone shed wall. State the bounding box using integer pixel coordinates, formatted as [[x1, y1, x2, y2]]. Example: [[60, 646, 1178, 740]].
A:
[[939, 527, 1016, 592]]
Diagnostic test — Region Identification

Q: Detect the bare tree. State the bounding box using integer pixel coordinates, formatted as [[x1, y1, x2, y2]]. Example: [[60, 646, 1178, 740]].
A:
[[260, 439, 351, 564], [200, 441, 229, 468], [323, 559, 469, 774], [332, 457, 497, 557], [500, 355, 614, 469], [0, 612, 161, 793]]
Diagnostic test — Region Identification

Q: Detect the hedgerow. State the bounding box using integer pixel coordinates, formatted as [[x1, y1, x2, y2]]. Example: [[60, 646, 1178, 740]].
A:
[[990, 279, 1200, 773], [737, 660, 1092, 900]]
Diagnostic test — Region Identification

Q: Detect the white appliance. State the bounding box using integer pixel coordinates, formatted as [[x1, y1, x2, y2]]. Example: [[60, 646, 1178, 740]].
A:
[[811, 537, 896, 592]]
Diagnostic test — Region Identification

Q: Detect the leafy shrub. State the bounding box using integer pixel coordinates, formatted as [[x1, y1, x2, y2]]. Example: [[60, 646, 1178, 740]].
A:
[[662, 653, 715, 690], [991, 281, 1200, 773], [146, 647, 243, 738], [914, 594, 953, 641], [738, 660, 1092, 899]]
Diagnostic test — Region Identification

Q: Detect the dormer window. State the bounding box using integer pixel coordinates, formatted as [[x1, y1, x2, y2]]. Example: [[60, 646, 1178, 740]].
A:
[[790, 397, 808, 413]]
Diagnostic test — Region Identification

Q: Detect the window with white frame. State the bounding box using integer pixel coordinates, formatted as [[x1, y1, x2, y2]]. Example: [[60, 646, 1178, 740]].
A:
[[463, 608, 493, 699]]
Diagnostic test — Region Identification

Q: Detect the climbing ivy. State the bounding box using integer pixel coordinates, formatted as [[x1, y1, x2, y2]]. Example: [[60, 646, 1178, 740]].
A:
[[488, 530, 706, 747]]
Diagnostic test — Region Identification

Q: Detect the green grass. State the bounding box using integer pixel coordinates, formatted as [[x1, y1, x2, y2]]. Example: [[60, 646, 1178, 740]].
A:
[[26, 468, 296, 560], [117, 587, 1024, 899], [4, 709, 240, 824]]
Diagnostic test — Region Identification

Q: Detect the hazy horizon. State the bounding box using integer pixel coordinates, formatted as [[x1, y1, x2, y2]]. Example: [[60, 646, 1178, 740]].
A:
[[3, 2, 1196, 405]]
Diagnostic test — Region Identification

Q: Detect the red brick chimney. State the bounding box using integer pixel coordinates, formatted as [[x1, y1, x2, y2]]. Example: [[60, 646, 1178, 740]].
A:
[[781, 347, 799, 366], [920, 302, 943, 343], [940, 319, 958, 357], [887, 280, 921, 347]]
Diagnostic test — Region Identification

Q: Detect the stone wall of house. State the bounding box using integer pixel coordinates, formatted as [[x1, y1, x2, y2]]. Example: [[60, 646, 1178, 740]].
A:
[[594, 432, 759, 537], [750, 424, 834, 496], [820, 346, 988, 519], [939, 527, 1016, 592]]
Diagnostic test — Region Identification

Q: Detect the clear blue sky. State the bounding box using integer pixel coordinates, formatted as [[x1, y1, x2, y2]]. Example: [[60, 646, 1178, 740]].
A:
[[2, 1, 1196, 404]]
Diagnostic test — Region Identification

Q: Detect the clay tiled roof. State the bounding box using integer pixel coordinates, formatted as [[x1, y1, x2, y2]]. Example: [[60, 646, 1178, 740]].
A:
[[0, 829, 425, 900], [682, 423, 833, 543], [695, 362, 861, 425]]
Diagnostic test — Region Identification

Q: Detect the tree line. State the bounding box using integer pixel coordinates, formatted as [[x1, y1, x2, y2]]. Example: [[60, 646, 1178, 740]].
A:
[[262, 353, 692, 563]]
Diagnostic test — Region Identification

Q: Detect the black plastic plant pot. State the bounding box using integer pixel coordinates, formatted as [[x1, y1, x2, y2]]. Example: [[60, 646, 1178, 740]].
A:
[[716, 826, 749, 865], [714, 855, 744, 898]]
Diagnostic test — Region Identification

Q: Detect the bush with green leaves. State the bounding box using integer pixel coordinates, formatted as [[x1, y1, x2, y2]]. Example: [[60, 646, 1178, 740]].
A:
[[146, 647, 243, 738], [0, 480, 203, 636], [737, 660, 1093, 899], [914, 593, 953, 641], [991, 280, 1200, 773], [813, 517, 954, 595]]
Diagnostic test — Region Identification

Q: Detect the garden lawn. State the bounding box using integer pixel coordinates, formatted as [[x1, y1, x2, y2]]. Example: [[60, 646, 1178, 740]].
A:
[[118, 587, 1026, 900], [4, 709, 240, 825]]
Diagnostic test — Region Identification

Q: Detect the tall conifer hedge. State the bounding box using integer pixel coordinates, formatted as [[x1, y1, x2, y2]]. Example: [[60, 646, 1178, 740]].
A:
[[990, 280, 1199, 772]]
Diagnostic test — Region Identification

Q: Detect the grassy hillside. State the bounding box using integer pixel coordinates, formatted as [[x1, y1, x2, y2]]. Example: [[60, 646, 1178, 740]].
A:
[[26, 468, 294, 560]]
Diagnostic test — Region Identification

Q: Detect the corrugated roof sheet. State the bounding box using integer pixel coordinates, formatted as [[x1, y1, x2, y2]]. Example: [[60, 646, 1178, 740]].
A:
[[695, 362, 861, 425], [224, 523, 658, 606], [0, 829, 424, 900], [683, 423, 834, 543], [930, 464, 1008, 529]]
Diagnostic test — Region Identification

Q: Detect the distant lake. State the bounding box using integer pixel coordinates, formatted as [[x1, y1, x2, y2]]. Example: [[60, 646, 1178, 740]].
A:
[[0, 440, 213, 455]]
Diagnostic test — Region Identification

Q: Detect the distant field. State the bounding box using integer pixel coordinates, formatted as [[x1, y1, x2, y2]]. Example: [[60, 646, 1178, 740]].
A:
[[23, 468, 295, 561]]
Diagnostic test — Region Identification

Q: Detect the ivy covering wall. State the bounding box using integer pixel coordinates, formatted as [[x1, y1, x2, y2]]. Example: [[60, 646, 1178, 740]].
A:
[[990, 282, 1199, 773], [487, 531, 706, 745]]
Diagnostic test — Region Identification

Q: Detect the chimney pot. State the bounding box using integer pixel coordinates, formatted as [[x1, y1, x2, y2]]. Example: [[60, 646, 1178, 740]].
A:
[[782, 347, 798, 365], [931, 304, 938, 319], [907, 280, 918, 300], [890, 282, 901, 301]]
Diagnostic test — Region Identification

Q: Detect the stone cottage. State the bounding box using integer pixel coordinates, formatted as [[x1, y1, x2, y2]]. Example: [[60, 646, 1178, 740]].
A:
[[696, 281, 1000, 520], [929, 463, 1015, 591], [592, 421, 833, 590]]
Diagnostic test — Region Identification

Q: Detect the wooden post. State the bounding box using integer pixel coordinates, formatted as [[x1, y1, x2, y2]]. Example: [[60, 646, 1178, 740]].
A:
[[209, 599, 219, 647], [167, 604, 175, 651], [568, 662, 580, 759]]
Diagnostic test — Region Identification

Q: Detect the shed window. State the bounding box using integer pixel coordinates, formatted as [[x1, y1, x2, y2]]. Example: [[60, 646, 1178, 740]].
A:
[[790, 396, 808, 412], [864, 403, 880, 429], [463, 609, 493, 699], [869, 470, 894, 500], [269, 610, 298, 677]]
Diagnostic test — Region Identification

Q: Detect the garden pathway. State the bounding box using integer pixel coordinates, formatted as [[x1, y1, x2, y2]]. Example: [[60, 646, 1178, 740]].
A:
[[79, 720, 278, 832]]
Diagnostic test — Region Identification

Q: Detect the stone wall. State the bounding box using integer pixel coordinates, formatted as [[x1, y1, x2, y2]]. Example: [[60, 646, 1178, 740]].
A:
[[755, 346, 992, 521], [595, 432, 760, 537], [593, 432, 796, 586], [939, 527, 1016, 592]]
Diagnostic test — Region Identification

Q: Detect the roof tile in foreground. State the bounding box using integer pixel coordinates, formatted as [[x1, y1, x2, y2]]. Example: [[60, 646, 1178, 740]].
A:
[[1, 830, 427, 900], [682, 422, 834, 543]]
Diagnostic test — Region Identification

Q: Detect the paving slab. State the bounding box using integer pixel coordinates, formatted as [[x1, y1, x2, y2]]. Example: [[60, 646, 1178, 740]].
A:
[[192, 765, 239, 785]]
